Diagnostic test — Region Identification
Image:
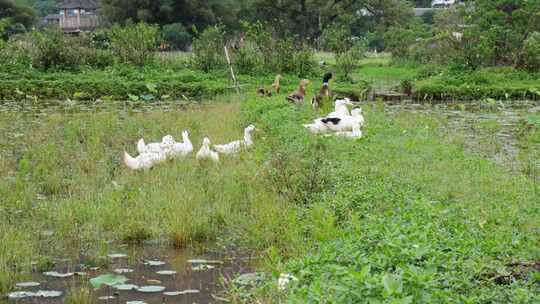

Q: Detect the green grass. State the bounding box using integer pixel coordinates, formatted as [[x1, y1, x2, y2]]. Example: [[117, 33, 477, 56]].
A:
[[414, 67, 540, 101], [1, 51, 539, 302], [0, 98, 301, 295], [236, 97, 539, 303]]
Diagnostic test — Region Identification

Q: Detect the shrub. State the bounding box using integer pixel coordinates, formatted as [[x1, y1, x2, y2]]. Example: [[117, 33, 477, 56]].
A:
[[192, 26, 226, 72], [231, 22, 315, 75], [29, 28, 80, 70], [108, 23, 158, 66], [336, 42, 365, 81], [321, 24, 353, 54], [273, 38, 315, 76], [161, 23, 192, 51], [522, 32, 540, 72], [0, 37, 31, 70], [233, 40, 264, 74]]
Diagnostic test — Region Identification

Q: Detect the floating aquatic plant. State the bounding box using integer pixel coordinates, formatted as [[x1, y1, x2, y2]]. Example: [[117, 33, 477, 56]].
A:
[[15, 282, 40, 287], [113, 284, 139, 291], [163, 289, 200, 296], [187, 259, 224, 265], [156, 270, 177, 275], [137, 285, 166, 293], [114, 268, 134, 274], [144, 260, 166, 266], [192, 264, 215, 271], [43, 271, 74, 278], [107, 253, 128, 259], [90, 274, 128, 289]]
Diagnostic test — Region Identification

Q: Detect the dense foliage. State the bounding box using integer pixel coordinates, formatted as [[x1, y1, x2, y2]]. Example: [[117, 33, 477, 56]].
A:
[[239, 96, 539, 303], [0, 0, 36, 39]]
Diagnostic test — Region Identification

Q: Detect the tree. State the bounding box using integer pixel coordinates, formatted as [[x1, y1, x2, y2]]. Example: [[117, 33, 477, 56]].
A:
[[462, 0, 540, 66], [0, 0, 37, 39], [238, 0, 414, 40]]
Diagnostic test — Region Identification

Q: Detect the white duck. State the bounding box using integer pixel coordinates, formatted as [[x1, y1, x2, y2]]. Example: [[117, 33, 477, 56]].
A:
[[137, 135, 174, 154], [123, 150, 167, 171], [327, 98, 353, 117], [303, 119, 330, 134], [334, 124, 363, 139], [196, 137, 219, 163], [321, 108, 364, 132], [168, 131, 193, 158], [213, 125, 256, 155]]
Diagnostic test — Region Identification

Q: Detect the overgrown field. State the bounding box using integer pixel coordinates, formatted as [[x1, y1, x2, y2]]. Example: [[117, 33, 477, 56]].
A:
[[1, 91, 538, 302], [241, 98, 539, 302]]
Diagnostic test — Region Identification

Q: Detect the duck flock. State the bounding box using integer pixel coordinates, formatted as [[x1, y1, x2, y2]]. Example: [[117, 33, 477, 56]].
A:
[[123, 97, 364, 171], [123, 125, 256, 170]]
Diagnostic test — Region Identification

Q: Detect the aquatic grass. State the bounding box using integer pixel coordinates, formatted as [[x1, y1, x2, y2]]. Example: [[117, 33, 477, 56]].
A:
[[0, 97, 302, 295]]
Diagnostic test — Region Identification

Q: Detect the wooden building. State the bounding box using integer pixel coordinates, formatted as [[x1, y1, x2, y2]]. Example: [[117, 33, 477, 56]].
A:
[[44, 0, 100, 33]]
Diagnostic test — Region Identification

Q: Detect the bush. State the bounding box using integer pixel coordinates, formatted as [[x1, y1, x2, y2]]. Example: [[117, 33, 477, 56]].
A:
[[230, 22, 315, 75], [336, 42, 365, 81], [522, 32, 540, 72], [108, 23, 158, 66], [273, 38, 315, 76], [321, 24, 353, 54], [192, 26, 226, 72], [161, 23, 192, 51], [29, 28, 80, 70]]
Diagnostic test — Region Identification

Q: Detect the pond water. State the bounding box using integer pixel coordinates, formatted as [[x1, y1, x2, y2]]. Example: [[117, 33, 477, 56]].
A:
[[3, 245, 254, 304], [377, 100, 540, 173]]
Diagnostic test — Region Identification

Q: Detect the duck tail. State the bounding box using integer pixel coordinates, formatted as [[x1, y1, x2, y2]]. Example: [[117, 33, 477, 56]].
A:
[[123, 151, 140, 170], [137, 138, 146, 154]]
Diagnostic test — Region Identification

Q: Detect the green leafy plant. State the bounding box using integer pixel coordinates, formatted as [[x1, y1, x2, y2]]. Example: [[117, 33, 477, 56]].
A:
[[108, 23, 158, 66], [192, 26, 226, 72]]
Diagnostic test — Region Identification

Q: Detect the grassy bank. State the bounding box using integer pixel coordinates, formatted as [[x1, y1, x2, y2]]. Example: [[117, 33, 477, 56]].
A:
[[413, 67, 540, 101], [237, 97, 539, 302], [0, 97, 302, 294], [0, 92, 538, 301]]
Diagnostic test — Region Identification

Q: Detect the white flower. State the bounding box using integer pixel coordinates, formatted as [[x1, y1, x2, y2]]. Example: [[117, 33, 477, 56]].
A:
[[278, 273, 298, 290]]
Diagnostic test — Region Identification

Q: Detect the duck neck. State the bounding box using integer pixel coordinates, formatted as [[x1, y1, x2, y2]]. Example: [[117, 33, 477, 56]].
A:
[[244, 130, 253, 145]]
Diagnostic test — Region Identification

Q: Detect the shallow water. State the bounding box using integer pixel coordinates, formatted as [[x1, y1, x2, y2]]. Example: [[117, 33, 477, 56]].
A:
[[3, 245, 253, 304], [0, 100, 253, 304], [379, 100, 540, 172]]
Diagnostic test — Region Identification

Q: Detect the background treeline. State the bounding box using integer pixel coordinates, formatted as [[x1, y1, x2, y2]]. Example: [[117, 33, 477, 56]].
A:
[[1, 0, 539, 73]]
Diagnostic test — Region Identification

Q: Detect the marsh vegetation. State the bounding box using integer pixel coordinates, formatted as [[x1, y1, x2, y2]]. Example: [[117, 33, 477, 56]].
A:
[[1, 0, 539, 303]]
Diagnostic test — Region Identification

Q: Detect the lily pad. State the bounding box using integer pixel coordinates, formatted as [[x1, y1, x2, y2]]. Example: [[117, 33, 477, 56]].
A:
[[35, 290, 63, 298], [113, 284, 139, 291], [16, 282, 40, 287], [98, 296, 116, 300], [234, 272, 265, 287], [192, 264, 215, 271], [90, 274, 128, 289], [187, 259, 224, 265], [114, 268, 134, 274], [127, 301, 147, 304], [146, 279, 161, 284], [144, 260, 166, 266], [8, 291, 35, 299], [163, 289, 200, 296], [137, 285, 166, 293], [107, 253, 128, 259], [156, 270, 177, 275], [43, 271, 74, 278]]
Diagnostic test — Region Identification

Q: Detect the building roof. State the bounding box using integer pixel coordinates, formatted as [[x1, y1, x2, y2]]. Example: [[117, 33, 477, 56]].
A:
[[57, 0, 99, 9]]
